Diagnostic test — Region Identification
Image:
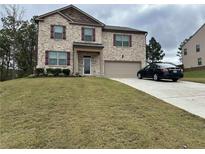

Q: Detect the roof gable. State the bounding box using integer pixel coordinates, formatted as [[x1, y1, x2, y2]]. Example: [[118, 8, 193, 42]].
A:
[[182, 23, 205, 47], [35, 5, 104, 26]]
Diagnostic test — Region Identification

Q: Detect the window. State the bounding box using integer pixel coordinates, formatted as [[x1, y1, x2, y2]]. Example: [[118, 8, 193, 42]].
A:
[[144, 65, 150, 70], [114, 34, 131, 47], [51, 25, 66, 39], [184, 49, 187, 55], [157, 63, 177, 68], [82, 27, 95, 41], [54, 26, 63, 39], [196, 44, 200, 52], [58, 52, 67, 65], [48, 51, 67, 65], [198, 57, 202, 65], [150, 64, 157, 69], [49, 52, 57, 65]]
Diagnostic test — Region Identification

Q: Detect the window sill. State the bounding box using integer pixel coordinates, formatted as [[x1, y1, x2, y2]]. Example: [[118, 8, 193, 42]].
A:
[[82, 40, 95, 43], [114, 46, 131, 48], [52, 38, 66, 41], [47, 65, 69, 67]]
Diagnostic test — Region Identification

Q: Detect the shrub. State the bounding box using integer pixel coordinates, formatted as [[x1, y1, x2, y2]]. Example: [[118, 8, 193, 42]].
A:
[[46, 68, 53, 74], [36, 68, 44, 76], [54, 68, 62, 76], [46, 68, 61, 76], [62, 69, 70, 76], [59, 72, 65, 77], [46, 68, 54, 77]]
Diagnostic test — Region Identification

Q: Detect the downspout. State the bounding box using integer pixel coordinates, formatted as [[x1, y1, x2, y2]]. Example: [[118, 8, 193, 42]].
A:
[[72, 45, 75, 75], [145, 32, 148, 66]]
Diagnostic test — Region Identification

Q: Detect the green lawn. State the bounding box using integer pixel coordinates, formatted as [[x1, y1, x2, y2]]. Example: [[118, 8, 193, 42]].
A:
[[0, 77, 205, 148], [183, 70, 205, 83]]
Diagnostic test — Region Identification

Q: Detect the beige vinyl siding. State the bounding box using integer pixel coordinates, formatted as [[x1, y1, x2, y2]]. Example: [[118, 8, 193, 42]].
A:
[[182, 24, 205, 69]]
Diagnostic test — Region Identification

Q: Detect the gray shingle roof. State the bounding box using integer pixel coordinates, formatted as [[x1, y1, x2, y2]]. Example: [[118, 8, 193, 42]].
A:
[[35, 5, 147, 34], [103, 25, 147, 34], [73, 42, 104, 49]]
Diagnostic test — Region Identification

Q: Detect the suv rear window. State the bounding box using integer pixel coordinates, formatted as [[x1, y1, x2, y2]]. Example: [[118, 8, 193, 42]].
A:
[[157, 63, 176, 68]]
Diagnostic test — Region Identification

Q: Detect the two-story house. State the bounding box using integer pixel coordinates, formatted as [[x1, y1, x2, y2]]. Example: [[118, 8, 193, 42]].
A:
[[35, 5, 147, 77], [182, 23, 205, 70]]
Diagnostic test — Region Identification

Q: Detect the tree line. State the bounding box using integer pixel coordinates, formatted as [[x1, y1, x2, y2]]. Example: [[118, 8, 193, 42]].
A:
[[0, 5, 37, 81]]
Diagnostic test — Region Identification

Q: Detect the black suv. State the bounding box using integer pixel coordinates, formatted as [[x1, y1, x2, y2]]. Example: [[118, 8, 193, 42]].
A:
[[137, 62, 184, 82]]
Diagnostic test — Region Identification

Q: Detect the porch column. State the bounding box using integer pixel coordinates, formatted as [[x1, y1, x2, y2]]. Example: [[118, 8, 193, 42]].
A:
[[100, 51, 103, 76], [73, 49, 78, 74]]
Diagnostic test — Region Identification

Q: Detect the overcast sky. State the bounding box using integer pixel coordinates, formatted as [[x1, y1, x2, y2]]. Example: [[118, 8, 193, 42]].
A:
[[1, 4, 205, 64]]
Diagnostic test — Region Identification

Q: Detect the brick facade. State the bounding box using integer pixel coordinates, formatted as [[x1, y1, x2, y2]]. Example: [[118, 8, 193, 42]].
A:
[[37, 11, 146, 76]]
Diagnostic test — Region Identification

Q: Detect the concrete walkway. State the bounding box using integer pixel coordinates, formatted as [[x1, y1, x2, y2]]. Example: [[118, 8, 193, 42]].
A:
[[112, 78, 205, 119]]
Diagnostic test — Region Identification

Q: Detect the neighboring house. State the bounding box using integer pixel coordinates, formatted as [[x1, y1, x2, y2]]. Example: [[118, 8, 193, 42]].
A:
[[182, 23, 205, 70], [35, 5, 147, 77]]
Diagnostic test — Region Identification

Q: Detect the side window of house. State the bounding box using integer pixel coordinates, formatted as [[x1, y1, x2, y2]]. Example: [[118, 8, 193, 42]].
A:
[[184, 49, 187, 55], [51, 25, 66, 40], [196, 44, 200, 52], [198, 57, 202, 65], [82, 27, 95, 41], [114, 34, 132, 47], [47, 51, 68, 65]]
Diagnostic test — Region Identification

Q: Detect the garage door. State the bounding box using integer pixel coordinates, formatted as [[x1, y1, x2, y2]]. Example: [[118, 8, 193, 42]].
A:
[[104, 61, 141, 78]]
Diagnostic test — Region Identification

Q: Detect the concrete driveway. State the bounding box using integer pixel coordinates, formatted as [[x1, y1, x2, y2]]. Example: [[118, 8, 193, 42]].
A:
[[112, 78, 205, 119]]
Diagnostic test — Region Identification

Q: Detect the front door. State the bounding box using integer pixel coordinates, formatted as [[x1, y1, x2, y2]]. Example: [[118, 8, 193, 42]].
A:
[[83, 57, 91, 75]]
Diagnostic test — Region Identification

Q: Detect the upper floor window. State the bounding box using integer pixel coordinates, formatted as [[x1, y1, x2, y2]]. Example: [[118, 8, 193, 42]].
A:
[[51, 25, 66, 40], [196, 44, 200, 52], [82, 27, 95, 42], [184, 49, 187, 55], [198, 57, 202, 65], [46, 51, 69, 66], [114, 34, 132, 47]]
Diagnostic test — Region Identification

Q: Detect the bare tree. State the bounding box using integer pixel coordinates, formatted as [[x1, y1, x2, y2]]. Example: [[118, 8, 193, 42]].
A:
[[0, 4, 24, 21], [0, 4, 25, 79]]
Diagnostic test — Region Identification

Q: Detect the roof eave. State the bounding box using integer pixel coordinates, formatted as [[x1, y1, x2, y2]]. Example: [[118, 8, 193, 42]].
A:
[[181, 23, 205, 48], [102, 28, 147, 34], [73, 42, 104, 49], [70, 22, 104, 27]]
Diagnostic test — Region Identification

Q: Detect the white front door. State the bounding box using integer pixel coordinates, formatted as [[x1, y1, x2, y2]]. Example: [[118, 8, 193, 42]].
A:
[[83, 57, 91, 75]]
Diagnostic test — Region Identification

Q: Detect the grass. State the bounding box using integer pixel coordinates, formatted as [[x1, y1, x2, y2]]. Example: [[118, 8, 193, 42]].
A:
[[0, 77, 205, 148], [183, 70, 205, 83]]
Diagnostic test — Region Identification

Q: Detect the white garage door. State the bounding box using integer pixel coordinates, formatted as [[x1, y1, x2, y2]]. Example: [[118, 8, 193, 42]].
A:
[[104, 61, 141, 78]]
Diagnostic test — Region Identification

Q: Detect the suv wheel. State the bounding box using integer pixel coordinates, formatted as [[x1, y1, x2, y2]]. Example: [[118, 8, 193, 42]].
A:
[[137, 73, 142, 79], [153, 74, 159, 81]]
